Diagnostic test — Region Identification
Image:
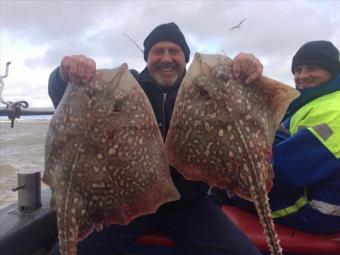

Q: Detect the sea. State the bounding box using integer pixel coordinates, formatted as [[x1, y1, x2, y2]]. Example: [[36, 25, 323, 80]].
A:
[[0, 115, 51, 208]]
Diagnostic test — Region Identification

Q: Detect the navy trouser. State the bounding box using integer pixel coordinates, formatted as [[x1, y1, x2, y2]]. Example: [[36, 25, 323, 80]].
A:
[[48, 196, 261, 255]]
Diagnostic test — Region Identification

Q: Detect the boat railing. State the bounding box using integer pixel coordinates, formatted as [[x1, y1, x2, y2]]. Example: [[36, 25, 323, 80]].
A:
[[0, 61, 55, 128]]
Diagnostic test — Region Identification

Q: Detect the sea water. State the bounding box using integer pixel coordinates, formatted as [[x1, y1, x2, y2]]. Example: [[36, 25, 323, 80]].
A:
[[0, 116, 51, 208]]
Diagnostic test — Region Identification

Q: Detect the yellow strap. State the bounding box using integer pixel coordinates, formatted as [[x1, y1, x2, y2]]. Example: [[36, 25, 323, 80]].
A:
[[272, 188, 308, 219]]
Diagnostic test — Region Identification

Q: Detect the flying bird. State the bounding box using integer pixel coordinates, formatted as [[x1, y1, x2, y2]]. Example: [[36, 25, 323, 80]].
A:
[[229, 18, 247, 31]]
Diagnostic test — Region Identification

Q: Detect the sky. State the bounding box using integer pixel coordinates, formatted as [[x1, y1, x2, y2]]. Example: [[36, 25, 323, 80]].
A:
[[0, 0, 339, 108]]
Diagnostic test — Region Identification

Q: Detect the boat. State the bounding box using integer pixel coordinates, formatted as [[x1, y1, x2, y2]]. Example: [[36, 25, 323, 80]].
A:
[[1, 184, 339, 255]]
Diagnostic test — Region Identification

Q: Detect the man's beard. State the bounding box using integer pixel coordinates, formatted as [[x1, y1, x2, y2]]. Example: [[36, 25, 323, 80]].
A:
[[154, 73, 179, 88], [154, 62, 179, 88]]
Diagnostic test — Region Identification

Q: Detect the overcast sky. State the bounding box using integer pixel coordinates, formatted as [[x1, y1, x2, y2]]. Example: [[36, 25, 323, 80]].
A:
[[1, 0, 339, 108]]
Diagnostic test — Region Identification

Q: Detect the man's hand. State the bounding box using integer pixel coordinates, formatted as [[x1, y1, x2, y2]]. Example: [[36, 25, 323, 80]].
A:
[[232, 52, 263, 84], [59, 55, 96, 84]]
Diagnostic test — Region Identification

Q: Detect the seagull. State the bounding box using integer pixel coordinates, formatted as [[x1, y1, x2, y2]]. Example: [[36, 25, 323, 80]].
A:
[[229, 18, 247, 31]]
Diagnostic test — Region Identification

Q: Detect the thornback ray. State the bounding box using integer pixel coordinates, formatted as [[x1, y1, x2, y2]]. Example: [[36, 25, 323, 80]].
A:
[[165, 53, 300, 255], [43, 64, 179, 255]]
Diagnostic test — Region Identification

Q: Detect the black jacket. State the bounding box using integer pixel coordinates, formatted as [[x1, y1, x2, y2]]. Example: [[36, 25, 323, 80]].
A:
[[48, 67, 210, 210]]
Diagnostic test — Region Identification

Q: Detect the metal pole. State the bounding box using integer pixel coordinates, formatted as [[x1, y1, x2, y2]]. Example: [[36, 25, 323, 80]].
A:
[[13, 172, 42, 213]]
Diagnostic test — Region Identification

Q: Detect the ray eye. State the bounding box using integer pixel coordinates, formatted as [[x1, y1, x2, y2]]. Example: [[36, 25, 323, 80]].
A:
[[106, 130, 115, 140], [199, 88, 211, 99], [113, 100, 123, 112]]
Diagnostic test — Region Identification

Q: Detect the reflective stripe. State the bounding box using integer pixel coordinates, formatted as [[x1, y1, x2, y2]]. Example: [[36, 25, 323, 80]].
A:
[[272, 188, 340, 218], [272, 188, 308, 219], [272, 196, 308, 218], [310, 200, 340, 216], [311, 123, 333, 141]]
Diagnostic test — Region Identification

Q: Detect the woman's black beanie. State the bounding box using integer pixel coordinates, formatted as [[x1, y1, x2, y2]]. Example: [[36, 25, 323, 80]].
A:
[[143, 22, 190, 63], [291, 40, 340, 76]]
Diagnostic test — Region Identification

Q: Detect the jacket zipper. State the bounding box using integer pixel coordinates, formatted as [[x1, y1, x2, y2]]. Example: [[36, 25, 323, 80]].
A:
[[162, 92, 167, 140]]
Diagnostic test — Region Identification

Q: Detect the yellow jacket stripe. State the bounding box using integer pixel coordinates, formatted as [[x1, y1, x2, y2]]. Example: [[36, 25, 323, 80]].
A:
[[272, 188, 308, 218]]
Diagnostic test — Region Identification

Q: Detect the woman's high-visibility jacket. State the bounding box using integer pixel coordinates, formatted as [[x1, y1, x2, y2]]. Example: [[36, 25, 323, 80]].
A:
[[269, 74, 340, 234]]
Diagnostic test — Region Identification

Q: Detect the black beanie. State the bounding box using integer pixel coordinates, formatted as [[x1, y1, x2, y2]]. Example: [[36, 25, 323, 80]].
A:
[[143, 22, 190, 63], [291, 40, 340, 76]]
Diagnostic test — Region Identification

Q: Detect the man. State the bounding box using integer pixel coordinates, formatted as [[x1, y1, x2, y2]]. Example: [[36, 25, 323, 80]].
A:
[[48, 22, 263, 255], [233, 40, 340, 235]]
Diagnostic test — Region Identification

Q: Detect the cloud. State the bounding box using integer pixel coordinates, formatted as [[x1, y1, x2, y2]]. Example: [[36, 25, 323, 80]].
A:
[[1, 0, 340, 107]]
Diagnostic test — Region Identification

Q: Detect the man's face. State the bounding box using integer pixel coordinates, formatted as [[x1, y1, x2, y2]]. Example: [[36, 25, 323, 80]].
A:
[[294, 64, 332, 90], [147, 41, 186, 88]]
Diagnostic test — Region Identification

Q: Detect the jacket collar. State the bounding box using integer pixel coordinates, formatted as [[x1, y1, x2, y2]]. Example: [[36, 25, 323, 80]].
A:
[[283, 74, 340, 121]]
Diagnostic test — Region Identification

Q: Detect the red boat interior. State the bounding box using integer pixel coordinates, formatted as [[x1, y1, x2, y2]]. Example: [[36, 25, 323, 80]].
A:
[[135, 205, 340, 255]]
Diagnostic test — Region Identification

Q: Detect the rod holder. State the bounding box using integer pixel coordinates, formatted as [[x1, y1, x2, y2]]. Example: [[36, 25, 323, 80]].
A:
[[13, 172, 42, 213]]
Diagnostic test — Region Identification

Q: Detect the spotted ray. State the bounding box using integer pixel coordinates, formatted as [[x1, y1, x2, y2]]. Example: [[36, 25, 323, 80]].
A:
[[165, 53, 299, 255], [43, 64, 179, 255]]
